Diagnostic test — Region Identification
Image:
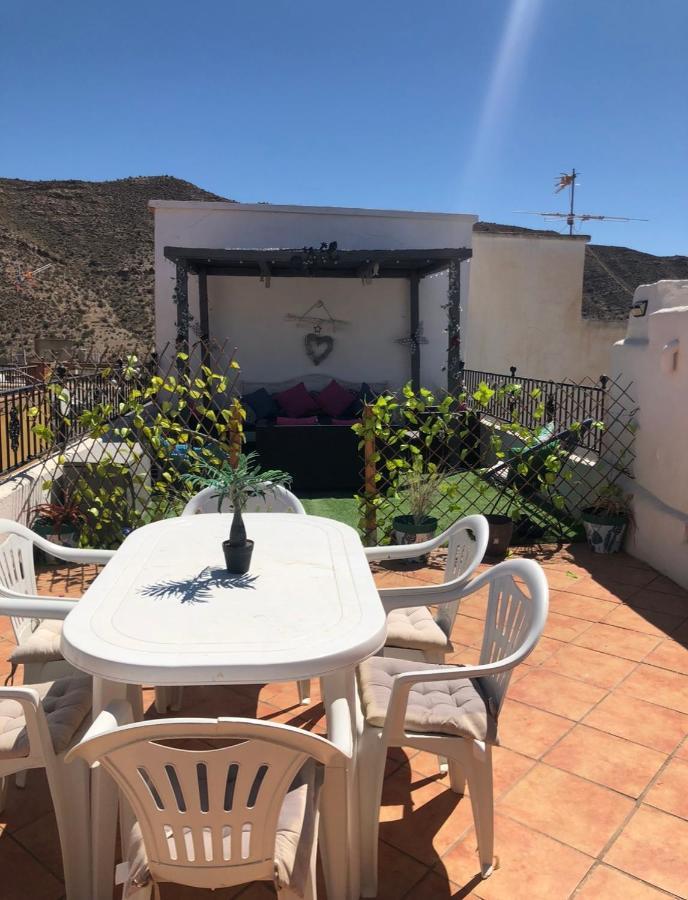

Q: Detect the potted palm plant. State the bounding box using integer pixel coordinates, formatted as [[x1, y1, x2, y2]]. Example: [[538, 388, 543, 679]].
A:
[[187, 452, 293, 574], [581, 482, 632, 554], [31, 495, 85, 562], [392, 467, 441, 563]]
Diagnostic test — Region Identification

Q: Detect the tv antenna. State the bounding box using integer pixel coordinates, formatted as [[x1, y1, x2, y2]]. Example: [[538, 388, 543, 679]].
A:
[[516, 169, 648, 235]]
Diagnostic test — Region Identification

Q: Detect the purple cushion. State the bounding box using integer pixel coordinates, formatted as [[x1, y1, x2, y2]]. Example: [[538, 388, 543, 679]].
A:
[[275, 382, 319, 418], [331, 418, 360, 426], [317, 379, 357, 418], [276, 415, 319, 426]]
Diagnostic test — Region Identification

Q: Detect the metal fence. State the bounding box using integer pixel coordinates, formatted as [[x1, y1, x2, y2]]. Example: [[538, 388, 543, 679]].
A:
[[461, 367, 608, 454]]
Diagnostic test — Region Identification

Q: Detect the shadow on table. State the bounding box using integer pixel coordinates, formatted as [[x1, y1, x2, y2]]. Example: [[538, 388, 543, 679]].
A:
[[140, 566, 258, 605]]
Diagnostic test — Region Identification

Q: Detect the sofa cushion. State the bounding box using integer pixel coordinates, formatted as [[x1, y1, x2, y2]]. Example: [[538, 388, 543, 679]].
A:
[[276, 416, 319, 426], [0, 674, 92, 760], [243, 387, 279, 421], [275, 382, 319, 418], [358, 656, 498, 743], [317, 379, 357, 418]]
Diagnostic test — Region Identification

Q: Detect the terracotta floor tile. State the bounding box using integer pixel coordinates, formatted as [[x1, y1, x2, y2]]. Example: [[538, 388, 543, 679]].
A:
[[602, 604, 686, 638], [374, 570, 424, 589], [499, 763, 634, 856], [11, 811, 63, 881], [618, 664, 688, 715], [604, 805, 688, 897], [380, 768, 475, 863], [0, 833, 65, 900], [0, 769, 56, 833], [454, 614, 488, 649], [542, 724, 666, 797], [628, 588, 688, 618], [520, 635, 565, 667], [574, 864, 672, 899], [547, 590, 617, 622], [164, 881, 268, 898], [644, 639, 688, 676], [374, 841, 430, 900], [541, 642, 637, 689], [402, 870, 468, 899], [439, 814, 593, 899], [541, 611, 592, 643], [643, 757, 688, 819], [574, 622, 661, 661], [490, 747, 537, 799], [676, 737, 688, 760], [507, 669, 606, 720], [582, 563, 657, 590], [543, 570, 634, 600], [644, 574, 688, 598], [497, 701, 573, 758], [583, 692, 688, 754]]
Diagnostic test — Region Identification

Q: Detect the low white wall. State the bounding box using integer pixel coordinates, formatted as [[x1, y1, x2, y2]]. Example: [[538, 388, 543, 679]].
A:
[[151, 202, 475, 392], [611, 279, 688, 588], [466, 232, 626, 382]]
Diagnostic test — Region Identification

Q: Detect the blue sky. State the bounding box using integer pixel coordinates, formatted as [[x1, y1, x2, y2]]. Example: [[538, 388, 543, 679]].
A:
[[1, 0, 686, 254]]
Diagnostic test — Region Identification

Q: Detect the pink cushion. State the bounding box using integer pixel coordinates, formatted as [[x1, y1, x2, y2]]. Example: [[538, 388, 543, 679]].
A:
[[332, 418, 360, 426], [275, 382, 319, 418], [317, 379, 356, 417], [276, 416, 319, 426]]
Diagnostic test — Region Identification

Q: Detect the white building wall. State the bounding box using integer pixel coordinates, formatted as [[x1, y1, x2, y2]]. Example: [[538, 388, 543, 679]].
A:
[[611, 280, 688, 589], [151, 202, 475, 391], [465, 232, 626, 382]]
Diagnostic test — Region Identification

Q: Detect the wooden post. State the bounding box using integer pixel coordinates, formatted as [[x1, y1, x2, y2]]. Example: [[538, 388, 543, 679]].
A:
[[362, 404, 377, 546], [198, 268, 210, 370], [175, 259, 189, 373], [409, 272, 421, 392], [447, 258, 462, 394], [228, 399, 243, 469]]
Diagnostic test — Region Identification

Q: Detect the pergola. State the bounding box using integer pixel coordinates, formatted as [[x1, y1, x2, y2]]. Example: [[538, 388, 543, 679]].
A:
[[165, 245, 472, 391]]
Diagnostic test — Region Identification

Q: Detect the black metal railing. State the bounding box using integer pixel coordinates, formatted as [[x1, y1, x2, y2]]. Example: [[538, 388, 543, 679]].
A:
[[461, 367, 607, 453]]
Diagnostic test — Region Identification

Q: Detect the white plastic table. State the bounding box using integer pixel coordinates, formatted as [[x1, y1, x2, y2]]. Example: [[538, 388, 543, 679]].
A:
[[62, 513, 386, 900]]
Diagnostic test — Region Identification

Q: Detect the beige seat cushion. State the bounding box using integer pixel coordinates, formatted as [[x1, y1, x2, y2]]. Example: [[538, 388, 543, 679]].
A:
[[385, 606, 451, 653], [8, 619, 64, 667], [358, 656, 498, 744], [0, 674, 92, 760]]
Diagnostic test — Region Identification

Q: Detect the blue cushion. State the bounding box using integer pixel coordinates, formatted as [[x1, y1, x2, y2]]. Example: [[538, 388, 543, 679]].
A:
[[243, 388, 278, 420]]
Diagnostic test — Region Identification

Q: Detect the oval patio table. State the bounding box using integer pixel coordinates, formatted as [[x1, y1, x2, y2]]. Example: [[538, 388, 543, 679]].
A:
[[61, 513, 387, 900]]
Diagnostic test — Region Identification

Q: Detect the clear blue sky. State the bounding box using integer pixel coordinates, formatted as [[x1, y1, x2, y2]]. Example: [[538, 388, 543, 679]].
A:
[[1, 0, 686, 255]]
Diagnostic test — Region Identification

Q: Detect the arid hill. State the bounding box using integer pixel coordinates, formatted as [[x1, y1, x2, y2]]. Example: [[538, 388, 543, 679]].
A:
[[0, 178, 685, 360], [0, 176, 228, 360]]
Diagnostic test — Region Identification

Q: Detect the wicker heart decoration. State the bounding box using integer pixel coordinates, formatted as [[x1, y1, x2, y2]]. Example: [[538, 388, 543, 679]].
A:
[[305, 333, 333, 366]]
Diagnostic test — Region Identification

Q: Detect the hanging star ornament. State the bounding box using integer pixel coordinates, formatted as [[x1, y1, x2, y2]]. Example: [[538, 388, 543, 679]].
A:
[[395, 322, 428, 356]]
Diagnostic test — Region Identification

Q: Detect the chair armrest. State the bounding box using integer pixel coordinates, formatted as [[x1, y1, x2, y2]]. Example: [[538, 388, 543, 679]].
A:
[[365, 531, 449, 563], [378, 573, 471, 612], [0, 589, 77, 620], [0, 517, 114, 565], [65, 700, 134, 766]]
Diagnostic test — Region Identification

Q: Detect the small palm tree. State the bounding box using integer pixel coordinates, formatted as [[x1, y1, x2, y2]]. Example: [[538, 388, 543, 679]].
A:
[[186, 452, 292, 547]]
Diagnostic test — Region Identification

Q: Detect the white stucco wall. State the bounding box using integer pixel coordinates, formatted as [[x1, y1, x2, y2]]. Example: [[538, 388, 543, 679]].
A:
[[150, 202, 475, 391], [465, 232, 626, 382], [611, 279, 688, 588]]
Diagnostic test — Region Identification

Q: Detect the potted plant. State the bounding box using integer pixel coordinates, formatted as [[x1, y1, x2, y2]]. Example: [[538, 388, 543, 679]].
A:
[[31, 496, 85, 561], [187, 452, 292, 575], [581, 482, 632, 554], [392, 467, 441, 563]]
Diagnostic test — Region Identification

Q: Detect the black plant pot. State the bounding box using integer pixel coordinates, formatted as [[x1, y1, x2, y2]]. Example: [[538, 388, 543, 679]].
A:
[[484, 514, 514, 560], [223, 539, 254, 575]]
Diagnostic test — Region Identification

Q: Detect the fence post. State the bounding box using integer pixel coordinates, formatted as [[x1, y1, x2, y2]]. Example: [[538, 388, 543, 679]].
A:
[[228, 399, 244, 469], [362, 403, 378, 546]]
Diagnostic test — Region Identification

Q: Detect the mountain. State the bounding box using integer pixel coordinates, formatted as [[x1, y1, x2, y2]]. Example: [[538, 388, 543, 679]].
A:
[[0, 179, 685, 361], [0, 176, 229, 360]]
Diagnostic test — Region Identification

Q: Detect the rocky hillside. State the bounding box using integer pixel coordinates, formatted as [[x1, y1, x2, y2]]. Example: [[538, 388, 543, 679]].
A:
[[0, 176, 228, 360]]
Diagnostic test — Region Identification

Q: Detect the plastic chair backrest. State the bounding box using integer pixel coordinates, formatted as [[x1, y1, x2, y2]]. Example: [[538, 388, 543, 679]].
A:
[[476, 558, 548, 716], [70, 717, 343, 890], [182, 484, 306, 517], [434, 514, 489, 638], [0, 531, 38, 644]]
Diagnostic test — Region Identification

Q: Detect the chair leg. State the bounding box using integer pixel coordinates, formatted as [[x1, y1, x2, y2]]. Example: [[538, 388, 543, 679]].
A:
[[357, 727, 387, 898], [297, 679, 311, 705], [50, 756, 92, 899], [15, 769, 27, 789], [465, 743, 495, 878], [448, 758, 466, 795], [0, 775, 9, 813]]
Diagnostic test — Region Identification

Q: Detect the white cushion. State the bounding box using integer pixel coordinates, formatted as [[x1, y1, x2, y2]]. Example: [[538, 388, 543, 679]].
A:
[[0, 674, 92, 760], [8, 619, 64, 666], [385, 606, 450, 653], [358, 656, 498, 743]]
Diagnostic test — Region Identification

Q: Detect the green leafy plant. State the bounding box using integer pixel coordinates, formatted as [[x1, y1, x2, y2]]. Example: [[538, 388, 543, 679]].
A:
[[400, 465, 443, 524], [31, 497, 85, 534], [586, 482, 633, 519]]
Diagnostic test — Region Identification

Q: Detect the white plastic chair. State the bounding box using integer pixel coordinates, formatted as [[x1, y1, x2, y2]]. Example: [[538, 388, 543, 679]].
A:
[[0, 518, 113, 684], [0, 583, 93, 899], [68, 707, 350, 899], [181, 483, 306, 516], [366, 514, 489, 664], [356, 558, 549, 896]]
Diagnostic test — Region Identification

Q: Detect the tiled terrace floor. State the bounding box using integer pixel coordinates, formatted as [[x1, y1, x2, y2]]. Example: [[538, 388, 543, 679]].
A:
[[1, 545, 688, 899]]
